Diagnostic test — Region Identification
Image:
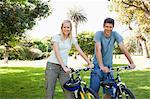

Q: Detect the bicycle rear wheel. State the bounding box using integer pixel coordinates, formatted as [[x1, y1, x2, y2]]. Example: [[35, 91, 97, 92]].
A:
[[115, 87, 135, 99], [78, 88, 99, 99]]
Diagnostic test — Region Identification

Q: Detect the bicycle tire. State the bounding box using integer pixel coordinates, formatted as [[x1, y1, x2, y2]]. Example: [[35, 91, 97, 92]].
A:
[[78, 88, 99, 99], [115, 87, 135, 99]]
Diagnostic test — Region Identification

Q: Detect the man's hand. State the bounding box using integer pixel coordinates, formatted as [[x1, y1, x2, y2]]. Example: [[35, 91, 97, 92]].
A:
[[129, 63, 136, 69], [100, 66, 109, 73]]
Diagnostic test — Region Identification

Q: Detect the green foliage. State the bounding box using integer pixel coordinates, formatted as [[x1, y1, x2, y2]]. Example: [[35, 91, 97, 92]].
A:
[[44, 38, 53, 52], [69, 31, 94, 58], [68, 45, 76, 56], [114, 36, 137, 55], [32, 38, 52, 53], [0, 0, 51, 46], [0, 46, 43, 60], [77, 31, 94, 57], [33, 41, 47, 52], [113, 43, 123, 54], [0, 37, 53, 60], [124, 36, 137, 54], [0, 0, 52, 62]]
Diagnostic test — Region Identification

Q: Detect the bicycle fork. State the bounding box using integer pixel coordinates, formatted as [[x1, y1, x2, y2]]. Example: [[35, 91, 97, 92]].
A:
[[74, 82, 87, 99]]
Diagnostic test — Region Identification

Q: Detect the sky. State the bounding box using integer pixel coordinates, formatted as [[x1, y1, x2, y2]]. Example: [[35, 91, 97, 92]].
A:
[[26, 0, 130, 39]]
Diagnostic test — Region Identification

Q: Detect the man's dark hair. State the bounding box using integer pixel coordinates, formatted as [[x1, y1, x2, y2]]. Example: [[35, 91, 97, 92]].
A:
[[103, 18, 114, 27]]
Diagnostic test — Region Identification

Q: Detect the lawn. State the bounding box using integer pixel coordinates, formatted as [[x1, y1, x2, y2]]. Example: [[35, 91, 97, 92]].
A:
[[0, 66, 150, 99]]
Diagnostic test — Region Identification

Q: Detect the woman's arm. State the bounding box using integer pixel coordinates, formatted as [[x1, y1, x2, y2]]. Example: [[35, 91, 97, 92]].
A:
[[74, 44, 93, 66]]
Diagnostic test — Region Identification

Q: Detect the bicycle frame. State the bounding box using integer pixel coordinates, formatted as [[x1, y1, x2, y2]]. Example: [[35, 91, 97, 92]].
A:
[[113, 73, 125, 96], [113, 66, 130, 92]]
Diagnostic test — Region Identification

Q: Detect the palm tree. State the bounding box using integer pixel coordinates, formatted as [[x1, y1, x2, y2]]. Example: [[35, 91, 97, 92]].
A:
[[67, 7, 87, 37]]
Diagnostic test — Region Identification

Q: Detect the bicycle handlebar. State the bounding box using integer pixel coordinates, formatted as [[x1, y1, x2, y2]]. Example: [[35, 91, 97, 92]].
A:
[[70, 67, 93, 73], [110, 66, 131, 71]]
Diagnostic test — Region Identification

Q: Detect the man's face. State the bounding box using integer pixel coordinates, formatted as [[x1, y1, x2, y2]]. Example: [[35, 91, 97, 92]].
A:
[[103, 23, 114, 36]]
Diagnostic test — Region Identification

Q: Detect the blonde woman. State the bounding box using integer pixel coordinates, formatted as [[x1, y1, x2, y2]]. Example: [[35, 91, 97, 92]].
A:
[[45, 20, 93, 99]]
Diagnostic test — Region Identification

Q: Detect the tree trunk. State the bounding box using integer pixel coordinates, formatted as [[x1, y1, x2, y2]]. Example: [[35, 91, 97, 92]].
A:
[[139, 39, 150, 58], [4, 46, 9, 64], [75, 22, 78, 37]]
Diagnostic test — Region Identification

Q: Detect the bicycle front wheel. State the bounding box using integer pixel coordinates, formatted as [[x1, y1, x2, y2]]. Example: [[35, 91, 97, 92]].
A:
[[78, 88, 99, 99], [115, 87, 135, 99]]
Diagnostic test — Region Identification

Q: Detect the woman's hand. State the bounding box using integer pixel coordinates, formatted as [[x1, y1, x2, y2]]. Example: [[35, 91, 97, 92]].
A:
[[63, 66, 71, 73], [87, 63, 94, 68]]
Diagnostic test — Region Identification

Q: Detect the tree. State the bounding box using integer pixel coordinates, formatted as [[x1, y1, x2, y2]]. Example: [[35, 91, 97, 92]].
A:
[[124, 36, 137, 55], [109, 0, 150, 33], [67, 7, 87, 37], [136, 34, 149, 58], [109, 0, 150, 58], [0, 0, 52, 63]]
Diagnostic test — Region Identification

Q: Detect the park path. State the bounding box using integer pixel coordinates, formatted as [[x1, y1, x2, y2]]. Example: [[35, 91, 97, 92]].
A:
[[0, 55, 149, 70]]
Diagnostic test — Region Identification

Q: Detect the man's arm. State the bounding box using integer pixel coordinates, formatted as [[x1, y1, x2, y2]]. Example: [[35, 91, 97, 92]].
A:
[[95, 42, 109, 73], [118, 42, 136, 69]]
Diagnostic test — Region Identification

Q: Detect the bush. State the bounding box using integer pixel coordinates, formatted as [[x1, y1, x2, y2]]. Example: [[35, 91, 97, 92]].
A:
[[29, 48, 43, 60], [1, 46, 44, 60]]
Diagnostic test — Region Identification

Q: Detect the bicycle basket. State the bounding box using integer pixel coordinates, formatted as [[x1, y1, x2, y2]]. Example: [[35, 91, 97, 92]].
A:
[[63, 79, 80, 91]]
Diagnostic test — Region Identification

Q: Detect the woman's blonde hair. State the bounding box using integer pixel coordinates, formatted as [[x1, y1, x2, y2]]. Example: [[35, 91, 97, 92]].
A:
[[60, 20, 72, 40]]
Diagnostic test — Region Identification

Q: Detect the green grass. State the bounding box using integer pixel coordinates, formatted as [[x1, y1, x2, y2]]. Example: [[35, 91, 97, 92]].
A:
[[0, 66, 150, 99]]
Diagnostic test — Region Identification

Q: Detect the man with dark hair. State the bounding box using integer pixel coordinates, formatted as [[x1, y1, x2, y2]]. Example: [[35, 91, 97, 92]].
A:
[[90, 18, 135, 99]]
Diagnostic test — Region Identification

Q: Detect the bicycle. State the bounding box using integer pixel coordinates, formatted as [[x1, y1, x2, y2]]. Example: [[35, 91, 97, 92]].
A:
[[100, 66, 135, 99], [63, 67, 99, 99]]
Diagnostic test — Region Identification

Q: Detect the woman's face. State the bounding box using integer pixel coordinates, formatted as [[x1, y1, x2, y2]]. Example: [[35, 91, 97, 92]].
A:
[[62, 22, 71, 36]]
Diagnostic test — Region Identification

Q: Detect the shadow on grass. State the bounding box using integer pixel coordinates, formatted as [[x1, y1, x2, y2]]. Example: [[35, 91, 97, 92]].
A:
[[0, 67, 150, 99]]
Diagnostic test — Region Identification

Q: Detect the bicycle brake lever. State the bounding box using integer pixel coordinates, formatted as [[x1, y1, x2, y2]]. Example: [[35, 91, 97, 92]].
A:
[[70, 68, 75, 72], [83, 67, 90, 71]]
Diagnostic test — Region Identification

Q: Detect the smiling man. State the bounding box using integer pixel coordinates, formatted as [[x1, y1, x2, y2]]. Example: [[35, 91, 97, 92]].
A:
[[90, 18, 136, 99]]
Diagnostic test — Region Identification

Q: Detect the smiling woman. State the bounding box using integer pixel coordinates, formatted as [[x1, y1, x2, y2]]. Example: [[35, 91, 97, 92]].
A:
[[45, 19, 93, 99]]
